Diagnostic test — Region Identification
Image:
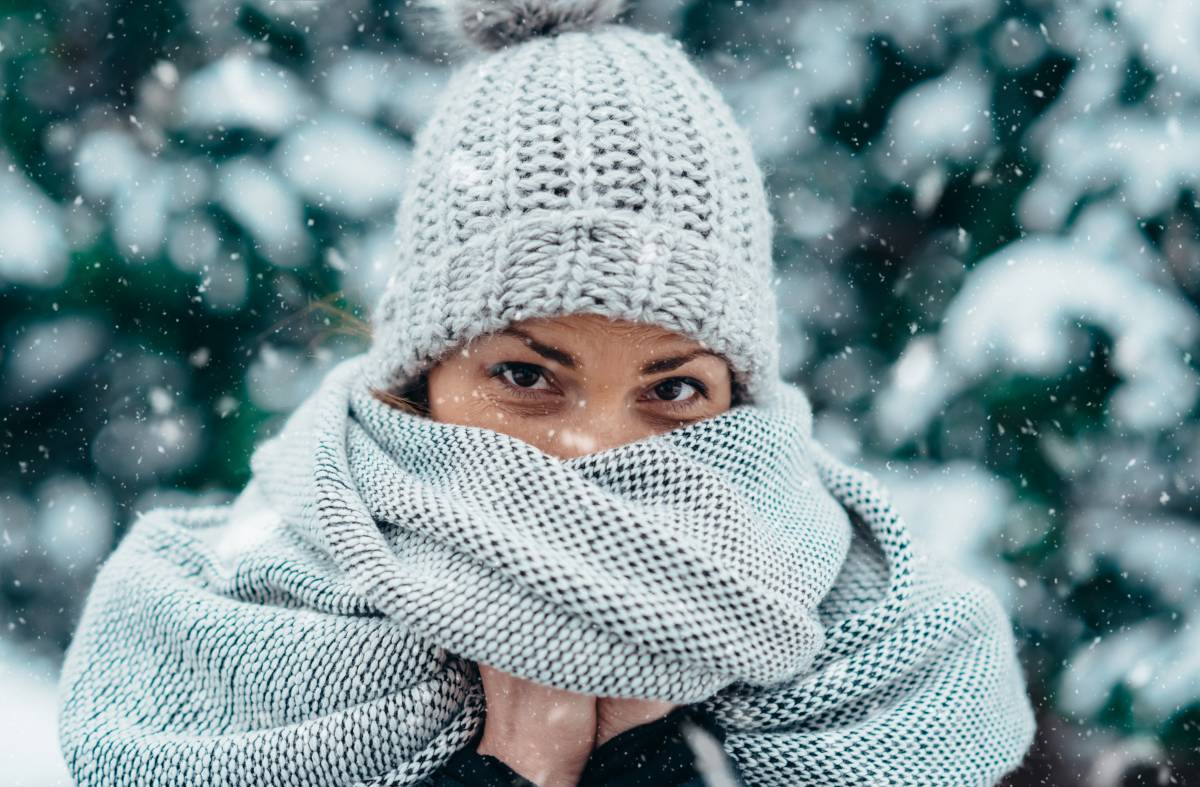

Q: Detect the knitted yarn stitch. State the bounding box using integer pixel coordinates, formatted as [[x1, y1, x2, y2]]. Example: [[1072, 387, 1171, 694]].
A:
[[364, 0, 783, 406], [58, 356, 1036, 786]]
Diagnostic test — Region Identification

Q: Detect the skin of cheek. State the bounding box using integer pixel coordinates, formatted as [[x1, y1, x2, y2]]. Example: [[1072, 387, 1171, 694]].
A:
[[428, 365, 610, 458]]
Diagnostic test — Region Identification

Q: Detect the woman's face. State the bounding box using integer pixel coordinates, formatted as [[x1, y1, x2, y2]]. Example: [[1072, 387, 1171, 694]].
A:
[[425, 313, 735, 459]]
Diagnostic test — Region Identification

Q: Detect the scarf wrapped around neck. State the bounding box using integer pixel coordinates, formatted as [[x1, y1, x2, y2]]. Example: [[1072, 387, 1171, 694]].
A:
[[57, 355, 1035, 786]]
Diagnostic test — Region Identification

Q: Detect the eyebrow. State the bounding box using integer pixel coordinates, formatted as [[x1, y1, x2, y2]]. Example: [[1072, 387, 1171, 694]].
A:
[[496, 327, 721, 375], [497, 327, 577, 368], [640, 349, 720, 375]]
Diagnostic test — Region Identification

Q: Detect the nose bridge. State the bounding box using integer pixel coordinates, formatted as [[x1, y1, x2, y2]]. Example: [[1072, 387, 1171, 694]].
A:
[[550, 389, 651, 460]]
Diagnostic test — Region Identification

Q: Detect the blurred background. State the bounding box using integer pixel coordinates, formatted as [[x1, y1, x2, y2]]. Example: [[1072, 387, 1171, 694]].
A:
[[1, 0, 1197, 784]]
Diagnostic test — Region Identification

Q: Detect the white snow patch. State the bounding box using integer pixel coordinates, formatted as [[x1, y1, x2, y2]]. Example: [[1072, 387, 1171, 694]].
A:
[[5, 317, 106, 403], [34, 475, 115, 571], [274, 114, 410, 219], [177, 55, 312, 135], [874, 211, 1199, 441], [0, 172, 69, 288], [0, 640, 71, 786], [879, 61, 993, 180], [215, 157, 310, 268]]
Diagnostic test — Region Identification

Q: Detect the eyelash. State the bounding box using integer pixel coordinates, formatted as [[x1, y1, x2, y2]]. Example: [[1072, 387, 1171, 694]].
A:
[[487, 362, 709, 412], [488, 363, 548, 400]]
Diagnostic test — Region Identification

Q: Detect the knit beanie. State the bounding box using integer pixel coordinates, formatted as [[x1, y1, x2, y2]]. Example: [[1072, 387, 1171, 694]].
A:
[[364, 0, 782, 406]]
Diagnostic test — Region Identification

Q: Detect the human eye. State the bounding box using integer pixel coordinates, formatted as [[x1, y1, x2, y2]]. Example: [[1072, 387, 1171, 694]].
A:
[[488, 361, 555, 398], [643, 377, 709, 412]]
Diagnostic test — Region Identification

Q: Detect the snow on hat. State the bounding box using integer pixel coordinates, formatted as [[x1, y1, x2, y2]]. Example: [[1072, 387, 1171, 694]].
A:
[[364, 0, 781, 405]]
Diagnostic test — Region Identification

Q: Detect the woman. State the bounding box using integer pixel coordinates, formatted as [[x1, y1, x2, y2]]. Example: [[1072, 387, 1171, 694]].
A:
[[394, 312, 751, 786], [57, 1, 1037, 785]]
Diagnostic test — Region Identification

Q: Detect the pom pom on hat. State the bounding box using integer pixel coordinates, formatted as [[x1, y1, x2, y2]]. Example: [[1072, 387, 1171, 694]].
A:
[[415, 0, 629, 52]]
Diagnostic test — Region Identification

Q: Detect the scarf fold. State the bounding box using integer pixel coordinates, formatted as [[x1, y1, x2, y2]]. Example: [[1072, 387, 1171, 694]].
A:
[[57, 355, 1035, 786]]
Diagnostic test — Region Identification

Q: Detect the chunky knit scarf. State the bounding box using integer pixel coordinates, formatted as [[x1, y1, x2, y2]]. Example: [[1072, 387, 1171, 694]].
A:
[[58, 356, 1035, 786]]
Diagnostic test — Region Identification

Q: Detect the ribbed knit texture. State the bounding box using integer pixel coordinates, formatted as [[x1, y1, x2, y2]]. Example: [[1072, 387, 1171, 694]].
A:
[[364, 20, 782, 406], [58, 356, 1036, 786]]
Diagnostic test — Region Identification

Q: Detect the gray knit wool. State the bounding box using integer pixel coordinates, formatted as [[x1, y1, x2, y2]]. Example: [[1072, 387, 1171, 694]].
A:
[[364, 4, 782, 406], [58, 356, 1036, 786]]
